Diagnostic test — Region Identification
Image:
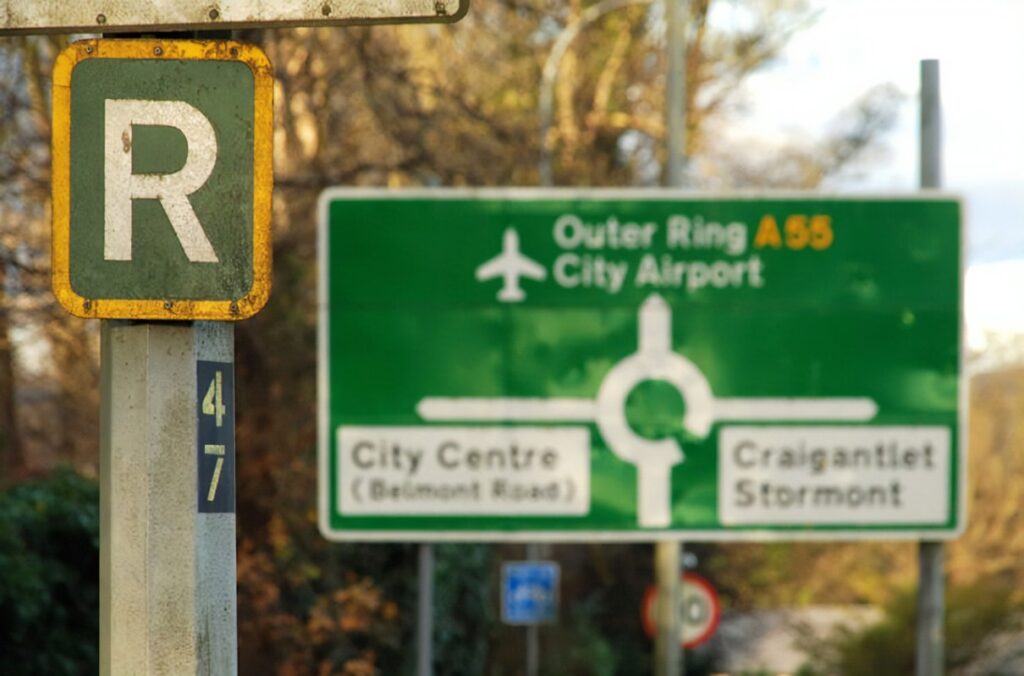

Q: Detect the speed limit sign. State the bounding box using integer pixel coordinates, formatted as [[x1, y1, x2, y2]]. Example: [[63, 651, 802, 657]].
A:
[[641, 572, 722, 648]]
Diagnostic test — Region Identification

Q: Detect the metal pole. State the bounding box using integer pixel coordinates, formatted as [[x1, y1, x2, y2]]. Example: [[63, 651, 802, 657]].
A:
[[525, 543, 541, 676], [417, 543, 435, 676], [100, 321, 237, 675], [915, 58, 944, 676], [920, 60, 943, 190], [526, 608, 539, 676], [654, 3, 688, 676], [654, 542, 681, 676], [665, 0, 688, 187], [916, 542, 944, 676]]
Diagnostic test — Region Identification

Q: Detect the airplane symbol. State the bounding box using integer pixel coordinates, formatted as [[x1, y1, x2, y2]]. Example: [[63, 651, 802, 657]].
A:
[[475, 228, 546, 303]]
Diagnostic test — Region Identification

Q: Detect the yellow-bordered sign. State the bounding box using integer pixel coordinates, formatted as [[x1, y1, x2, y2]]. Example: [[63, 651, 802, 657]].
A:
[[52, 39, 272, 320]]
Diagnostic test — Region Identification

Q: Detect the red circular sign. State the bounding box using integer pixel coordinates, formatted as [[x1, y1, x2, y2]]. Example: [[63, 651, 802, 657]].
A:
[[641, 572, 721, 648]]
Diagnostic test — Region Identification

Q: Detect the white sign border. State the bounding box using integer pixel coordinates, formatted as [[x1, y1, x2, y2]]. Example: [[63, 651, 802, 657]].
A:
[[316, 187, 966, 543]]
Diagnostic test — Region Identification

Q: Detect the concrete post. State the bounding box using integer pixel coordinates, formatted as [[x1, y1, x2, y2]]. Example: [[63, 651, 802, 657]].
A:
[[100, 321, 237, 675]]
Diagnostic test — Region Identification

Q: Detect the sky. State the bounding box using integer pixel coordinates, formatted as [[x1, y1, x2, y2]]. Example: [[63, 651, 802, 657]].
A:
[[724, 0, 1024, 348]]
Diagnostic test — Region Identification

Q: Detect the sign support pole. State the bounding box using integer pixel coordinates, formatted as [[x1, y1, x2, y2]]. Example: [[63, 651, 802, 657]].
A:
[[654, 542, 682, 676], [417, 543, 434, 676], [525, 542, 543, 676], [100, 321, 236, 675], [915, 58, 944, 676], [665, 0, 688, 188], [655, 2, 688, 675]]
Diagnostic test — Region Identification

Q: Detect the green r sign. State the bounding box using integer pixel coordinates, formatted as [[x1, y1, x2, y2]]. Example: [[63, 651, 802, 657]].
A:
[[52, 39, 273, 321]]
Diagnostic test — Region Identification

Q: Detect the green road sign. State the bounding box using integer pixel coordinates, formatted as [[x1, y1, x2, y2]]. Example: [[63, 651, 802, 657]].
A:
[[318, 189, 963, 542], [52, 39, 272, 320]]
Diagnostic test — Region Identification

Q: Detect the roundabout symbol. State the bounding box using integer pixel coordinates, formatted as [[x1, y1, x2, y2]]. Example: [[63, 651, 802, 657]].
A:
[[417, 293, 878, 527]]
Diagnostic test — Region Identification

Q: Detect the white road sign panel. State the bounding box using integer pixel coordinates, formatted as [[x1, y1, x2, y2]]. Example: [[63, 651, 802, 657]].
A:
[[1, 0, 468, 34], [337, 426, 590, 516], [718, 426, 951, 526]]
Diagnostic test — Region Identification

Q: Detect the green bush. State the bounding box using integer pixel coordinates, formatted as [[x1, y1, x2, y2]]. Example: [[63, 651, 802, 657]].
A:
[[0, 469, 99, 675], [432, 543, 499, 675], [797, 579, 1019, 676]]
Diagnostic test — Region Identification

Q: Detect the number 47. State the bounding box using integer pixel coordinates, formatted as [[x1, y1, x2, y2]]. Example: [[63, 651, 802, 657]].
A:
[[202, 370, 227, 502], [202, 370, 226, 427]]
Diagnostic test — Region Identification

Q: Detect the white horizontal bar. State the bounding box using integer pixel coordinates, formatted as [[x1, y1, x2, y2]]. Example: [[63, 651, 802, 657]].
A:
[[714, 398, 878, 421], [418, 396, 878, 424], [416, 397, 597, 422]]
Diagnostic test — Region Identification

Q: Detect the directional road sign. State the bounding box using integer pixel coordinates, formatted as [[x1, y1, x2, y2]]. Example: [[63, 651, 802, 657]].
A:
[[317, 189, 963, 541], [52, 39, 272, 320], [1, 1, 468, 34]]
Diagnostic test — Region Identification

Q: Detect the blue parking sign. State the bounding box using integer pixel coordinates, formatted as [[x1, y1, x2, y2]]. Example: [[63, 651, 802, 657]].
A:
[[502, 561, 560, 625]]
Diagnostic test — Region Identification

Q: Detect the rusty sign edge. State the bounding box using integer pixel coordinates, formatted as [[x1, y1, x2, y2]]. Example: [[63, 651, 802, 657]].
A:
[[1, 0, 469, 35], [51, 38, 272, 321]]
